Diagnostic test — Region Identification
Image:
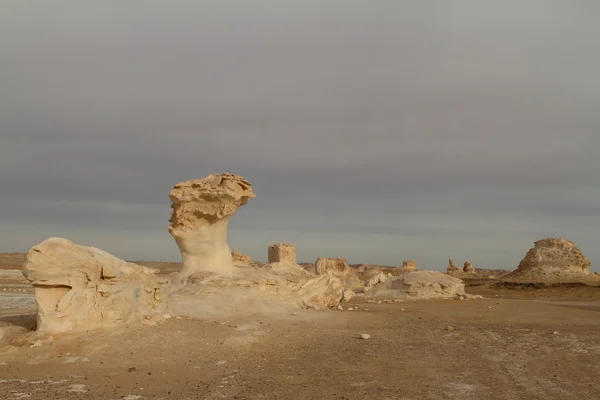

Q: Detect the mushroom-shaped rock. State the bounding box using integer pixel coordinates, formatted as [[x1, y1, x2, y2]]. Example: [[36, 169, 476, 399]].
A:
[[367, 271, 465, 300], [231, 249, 252, 266], [268, 243, 297, 264], [389, 260, 419, 275], [22, 238, 167, 335], [504, 238, 598, 283], [168, 173, 255, 281], [463, 262, 476, 274], [447, 258, 460, 274]]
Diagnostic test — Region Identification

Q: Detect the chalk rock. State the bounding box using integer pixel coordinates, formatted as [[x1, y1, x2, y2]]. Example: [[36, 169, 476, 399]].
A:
[[342, 289, 355, 302], [355, 265, 382, 274], [168, 264, 346, 316], [447, 258, 460, 274], [401, 260, 418, 271], [366, 271, 465, 300], [268, 243, 297, 264], [22, 238, 167, 335], [504, 238, 598, 283], [168, 173, 255, 281], [231, 249, 252, 266], [463, 262, 476, 275], [314, 257, 364, 291], [365, 272, 388, 289], [315, 257, 350, 275], [295, 273, 346, 309]]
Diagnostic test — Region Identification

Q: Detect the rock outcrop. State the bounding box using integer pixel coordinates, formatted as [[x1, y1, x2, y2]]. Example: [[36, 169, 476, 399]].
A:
[[231, 249, 252, 266], [314, 257, 363, 290], [315, 257, 352, 276], [447, 258, 460, 274], [268, 243, 296, 264], [366, 271, 465, 300], [401, 260, 417, 271], [504, 238, 598, 283], [463, 262, 475, 275], [22, 238, 167, 335], [168, 173, 255, 281]]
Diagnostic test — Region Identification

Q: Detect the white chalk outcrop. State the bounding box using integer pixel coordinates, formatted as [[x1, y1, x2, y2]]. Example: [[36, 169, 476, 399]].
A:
[[314, 257, 363, 291], [447, 258, 460, 274], [22, 238, 167, 335], [463, 262, 476, 275], [365, 271, 465, 300], [504, 238, 598, 283], [168, 173, 255, 281], [268, 243, 297, 264], [16, 173, 360, 338], [231, 249, 252, 266], [401, 260, 418, 271], [315, 257, 352, 276]]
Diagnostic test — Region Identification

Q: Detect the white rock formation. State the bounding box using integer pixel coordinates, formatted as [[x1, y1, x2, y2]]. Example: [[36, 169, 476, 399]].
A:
[[268, 243, 297, 264], [315, 257, 351, 275], [463, 262, 476, 275], [447, 258, 460, 274], [231, 249, 252, 266], [401, 260, 418, 271], [314, 257, 363, 291], [504, 238, 598, 283], [366, 271, 465, 300], [168, 173, 255, 281], [22, 238, 167, 335], [167, 263, 346, 315]]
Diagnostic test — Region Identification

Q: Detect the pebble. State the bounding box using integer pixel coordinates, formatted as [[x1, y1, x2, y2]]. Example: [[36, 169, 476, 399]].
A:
[[348, 307, 354, 311], [553, 331, 559, 335], [336, 305, 343, 311], [445, 326, 455, 332], [360, 333, 371, 340]]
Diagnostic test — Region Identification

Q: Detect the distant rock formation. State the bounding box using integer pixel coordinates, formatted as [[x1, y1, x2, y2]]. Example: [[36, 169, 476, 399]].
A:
[[315, 257, 352, 276], [355, 264, 382, 274], [268, 243, 296, 264], [314, 257, 363, 290], [447, 258, 460, 274], [231, 249, 252, 265], [401, 260, 417, 271], [463, 262, 476, 275], [365, 271, 465, 300], [504, 238, 598, 283], [387, 259, 419, 275], [168, 173, 255, 281], [22, 238, 167, 335]]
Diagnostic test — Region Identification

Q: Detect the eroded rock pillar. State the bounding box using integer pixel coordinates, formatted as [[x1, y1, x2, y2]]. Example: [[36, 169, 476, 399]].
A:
[[169, 173, 255, 281]]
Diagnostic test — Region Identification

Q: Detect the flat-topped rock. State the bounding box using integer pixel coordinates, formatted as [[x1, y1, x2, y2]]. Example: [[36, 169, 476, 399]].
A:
[[268, 243, 297, 264]]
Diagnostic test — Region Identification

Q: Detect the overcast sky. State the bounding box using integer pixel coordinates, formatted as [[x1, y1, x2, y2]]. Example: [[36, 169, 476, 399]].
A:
[[1, 1, 599, 271]]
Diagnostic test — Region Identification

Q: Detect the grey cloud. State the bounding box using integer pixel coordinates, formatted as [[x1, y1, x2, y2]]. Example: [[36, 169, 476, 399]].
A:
[[1, 1, 599, 270]]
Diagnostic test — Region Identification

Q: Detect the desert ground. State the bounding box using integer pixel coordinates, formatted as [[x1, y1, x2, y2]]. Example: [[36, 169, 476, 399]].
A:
[[1, 253, 600, 400]]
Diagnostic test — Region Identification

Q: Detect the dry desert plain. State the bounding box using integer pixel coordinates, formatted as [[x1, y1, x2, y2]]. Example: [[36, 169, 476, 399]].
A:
[[1, 253, 600, 400]]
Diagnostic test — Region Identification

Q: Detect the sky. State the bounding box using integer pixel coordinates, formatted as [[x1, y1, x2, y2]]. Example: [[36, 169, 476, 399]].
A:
[[1, 1, 599, 271]]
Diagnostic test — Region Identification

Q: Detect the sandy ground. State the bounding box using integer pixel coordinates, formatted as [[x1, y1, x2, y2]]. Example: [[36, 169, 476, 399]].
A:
[[1, 256, 599, 399], [1, 295, 599, 399]]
